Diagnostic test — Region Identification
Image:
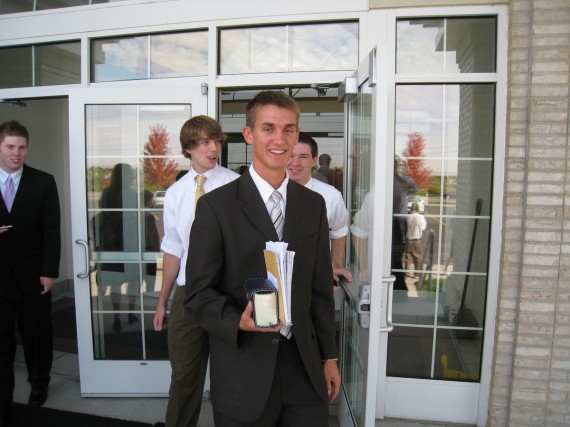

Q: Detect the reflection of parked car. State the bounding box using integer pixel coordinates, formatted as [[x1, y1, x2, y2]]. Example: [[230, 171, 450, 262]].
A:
[[407, 195, 425, 213], [153, 191, 166, 208]]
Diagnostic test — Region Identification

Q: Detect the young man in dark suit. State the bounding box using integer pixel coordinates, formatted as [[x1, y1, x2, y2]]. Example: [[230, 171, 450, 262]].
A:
[[0, 120, 61, 425], [185, 91, 340, 426]]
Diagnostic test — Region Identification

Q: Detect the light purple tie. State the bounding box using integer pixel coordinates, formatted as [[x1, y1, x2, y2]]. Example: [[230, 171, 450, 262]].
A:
[[4, 175, 15, 212]]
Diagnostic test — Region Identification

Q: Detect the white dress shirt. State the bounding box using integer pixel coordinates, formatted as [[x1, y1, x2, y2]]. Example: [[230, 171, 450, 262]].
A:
[[160, 164, 239, 286], [305, 177, 348, 240], [249, 164, 288, 219], [0, 167, 23, 201], [406, 211, 427, 240]]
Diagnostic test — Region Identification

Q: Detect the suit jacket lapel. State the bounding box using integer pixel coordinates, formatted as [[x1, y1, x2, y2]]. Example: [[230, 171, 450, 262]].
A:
[[1, 164, 28, 215], [282, 181, 303, 243], [10, 164, 31, 213], [239, 171, 279, 242]]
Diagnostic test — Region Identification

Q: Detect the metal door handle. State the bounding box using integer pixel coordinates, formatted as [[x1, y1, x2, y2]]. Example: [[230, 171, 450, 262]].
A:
[[380, 276, 395, 332], [75, 239, 89, 279]]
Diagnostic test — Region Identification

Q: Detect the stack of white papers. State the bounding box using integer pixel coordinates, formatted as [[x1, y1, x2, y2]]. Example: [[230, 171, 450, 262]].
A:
[[264, 241, 295, 331]]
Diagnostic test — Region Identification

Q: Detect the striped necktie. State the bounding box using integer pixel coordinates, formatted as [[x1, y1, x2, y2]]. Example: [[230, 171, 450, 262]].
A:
[[270, 191, 284, 240]]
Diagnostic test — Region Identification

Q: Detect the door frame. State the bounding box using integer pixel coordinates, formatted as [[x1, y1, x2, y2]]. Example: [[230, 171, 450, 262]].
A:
[[69, 86, 207, 396], [372, 7, 507, 426], [338, 47, 394, 427]]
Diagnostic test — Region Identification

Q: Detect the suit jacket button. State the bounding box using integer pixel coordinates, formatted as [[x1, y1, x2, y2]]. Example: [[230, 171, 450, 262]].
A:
[[272, 338, 279, 345]]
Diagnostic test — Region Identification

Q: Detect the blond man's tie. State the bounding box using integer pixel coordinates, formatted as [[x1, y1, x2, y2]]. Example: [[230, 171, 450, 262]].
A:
[[195, 175, 207, 210]]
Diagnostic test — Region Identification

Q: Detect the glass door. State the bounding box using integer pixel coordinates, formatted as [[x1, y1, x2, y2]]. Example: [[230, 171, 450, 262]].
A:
[[340, 23, 497, 425], [338, 49, 394, 427], [69, 87, 207, 395]]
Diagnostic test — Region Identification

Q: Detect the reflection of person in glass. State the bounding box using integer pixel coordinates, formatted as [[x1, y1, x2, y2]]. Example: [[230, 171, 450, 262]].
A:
[[392, 157, 417, 291], [350, 158, 416, 291], [405, 202, 427, 278], [92, 163, 139, 333], [143, 190, 160, 291]]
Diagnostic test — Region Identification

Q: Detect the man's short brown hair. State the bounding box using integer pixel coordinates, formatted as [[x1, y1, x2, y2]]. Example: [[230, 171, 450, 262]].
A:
[[245, 91, 300, 129], [0, 120, 29, 145], [180, 115, 227, 159]]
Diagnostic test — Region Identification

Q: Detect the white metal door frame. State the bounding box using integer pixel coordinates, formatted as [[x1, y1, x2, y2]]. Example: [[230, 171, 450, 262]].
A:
[[69, 86, 207, 396]]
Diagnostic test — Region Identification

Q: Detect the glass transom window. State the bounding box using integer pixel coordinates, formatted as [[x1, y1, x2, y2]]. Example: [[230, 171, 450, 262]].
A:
[[0, 41, 80, 89], [219, 21, 358, 75], [91, 31, 208, 82], [396, 17, 496, 74]]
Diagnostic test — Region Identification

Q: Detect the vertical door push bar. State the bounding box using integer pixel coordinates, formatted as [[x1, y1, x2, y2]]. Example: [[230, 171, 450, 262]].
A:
[[340, 275, 395, 330]]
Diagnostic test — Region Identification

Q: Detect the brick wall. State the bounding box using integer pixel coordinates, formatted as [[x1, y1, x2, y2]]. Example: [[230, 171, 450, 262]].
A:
[[490, 0, 570, 426]]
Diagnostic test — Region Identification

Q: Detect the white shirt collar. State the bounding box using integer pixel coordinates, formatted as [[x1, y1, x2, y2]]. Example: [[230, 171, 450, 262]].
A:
[[189, 163, 218, 180], [0, 166, 23, 186], [249, 163, 288, 205], [303, 176, 315, 190]]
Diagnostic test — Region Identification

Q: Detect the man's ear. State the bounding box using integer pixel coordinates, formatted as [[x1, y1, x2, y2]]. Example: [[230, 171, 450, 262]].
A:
[[242, 126, 253, 145]]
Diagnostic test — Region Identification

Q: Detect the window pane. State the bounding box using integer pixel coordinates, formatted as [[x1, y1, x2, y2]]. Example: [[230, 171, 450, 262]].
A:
[[0, 46, 32, 88], [397, 17, 496, 74], [288, 22, 358, 72], [395, 84, 495, 160], [86, 102, 191, 361], [446, 17, 496, 73], [36, 0, 89, 10], [0, 0, 34, 14], [35, 42, 81, 85], [86, 105, 139, 160], [150, 31, 208, 78], [220, 26, 286, 74], [220, 22, 358, 74], [92, 36, 148, 82]]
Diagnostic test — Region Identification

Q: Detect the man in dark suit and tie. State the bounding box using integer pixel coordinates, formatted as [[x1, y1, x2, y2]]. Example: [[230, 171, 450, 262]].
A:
[[0, 120, 61, 425], [185, 91, 340, 426]]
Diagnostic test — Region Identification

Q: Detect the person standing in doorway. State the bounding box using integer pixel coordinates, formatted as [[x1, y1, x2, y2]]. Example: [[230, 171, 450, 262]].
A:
[[287, 132, 352, 284], [153, 115, 239, 427], [185, 91, 340, 426], [313, 153, 333, 185], [0, 120, 61, 425], [405, 202, 427, 278]]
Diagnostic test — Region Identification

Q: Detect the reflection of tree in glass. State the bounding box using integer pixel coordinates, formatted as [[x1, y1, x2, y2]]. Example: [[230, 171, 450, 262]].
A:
[[143, 123, 178, 188], [403, 132, 432, 188]]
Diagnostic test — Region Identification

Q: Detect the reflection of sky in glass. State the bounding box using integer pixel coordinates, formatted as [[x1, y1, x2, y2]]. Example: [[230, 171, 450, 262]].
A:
[[150, 32, 208, 77], [93, 36, 148, 82], [220, 22, 357, 74], [396, 19, 459, 74], [93, 31, 208, 82], [86, 104, 190, 168], [221, 27, 286, 73], [289, 23, 358, 71], [395, 85, 460, 175], [140, 106, 191, 157], [87, 105, 139, 157], [395, 84, 494, 176]]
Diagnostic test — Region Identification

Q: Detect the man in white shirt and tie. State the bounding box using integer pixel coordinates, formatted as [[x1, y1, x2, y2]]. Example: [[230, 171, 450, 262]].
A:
[[287, 132, 352, 284], [153, 115, 239, 427]]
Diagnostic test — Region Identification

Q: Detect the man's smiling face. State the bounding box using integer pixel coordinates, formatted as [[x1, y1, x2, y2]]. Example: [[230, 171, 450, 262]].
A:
[[243, 104, 299, 184], [287, 141, 316, 186]]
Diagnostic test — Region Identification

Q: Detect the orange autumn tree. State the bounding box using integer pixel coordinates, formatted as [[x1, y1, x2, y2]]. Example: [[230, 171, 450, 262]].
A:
[[143, 123, 178, 188], [402, 131, 432, 188]]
